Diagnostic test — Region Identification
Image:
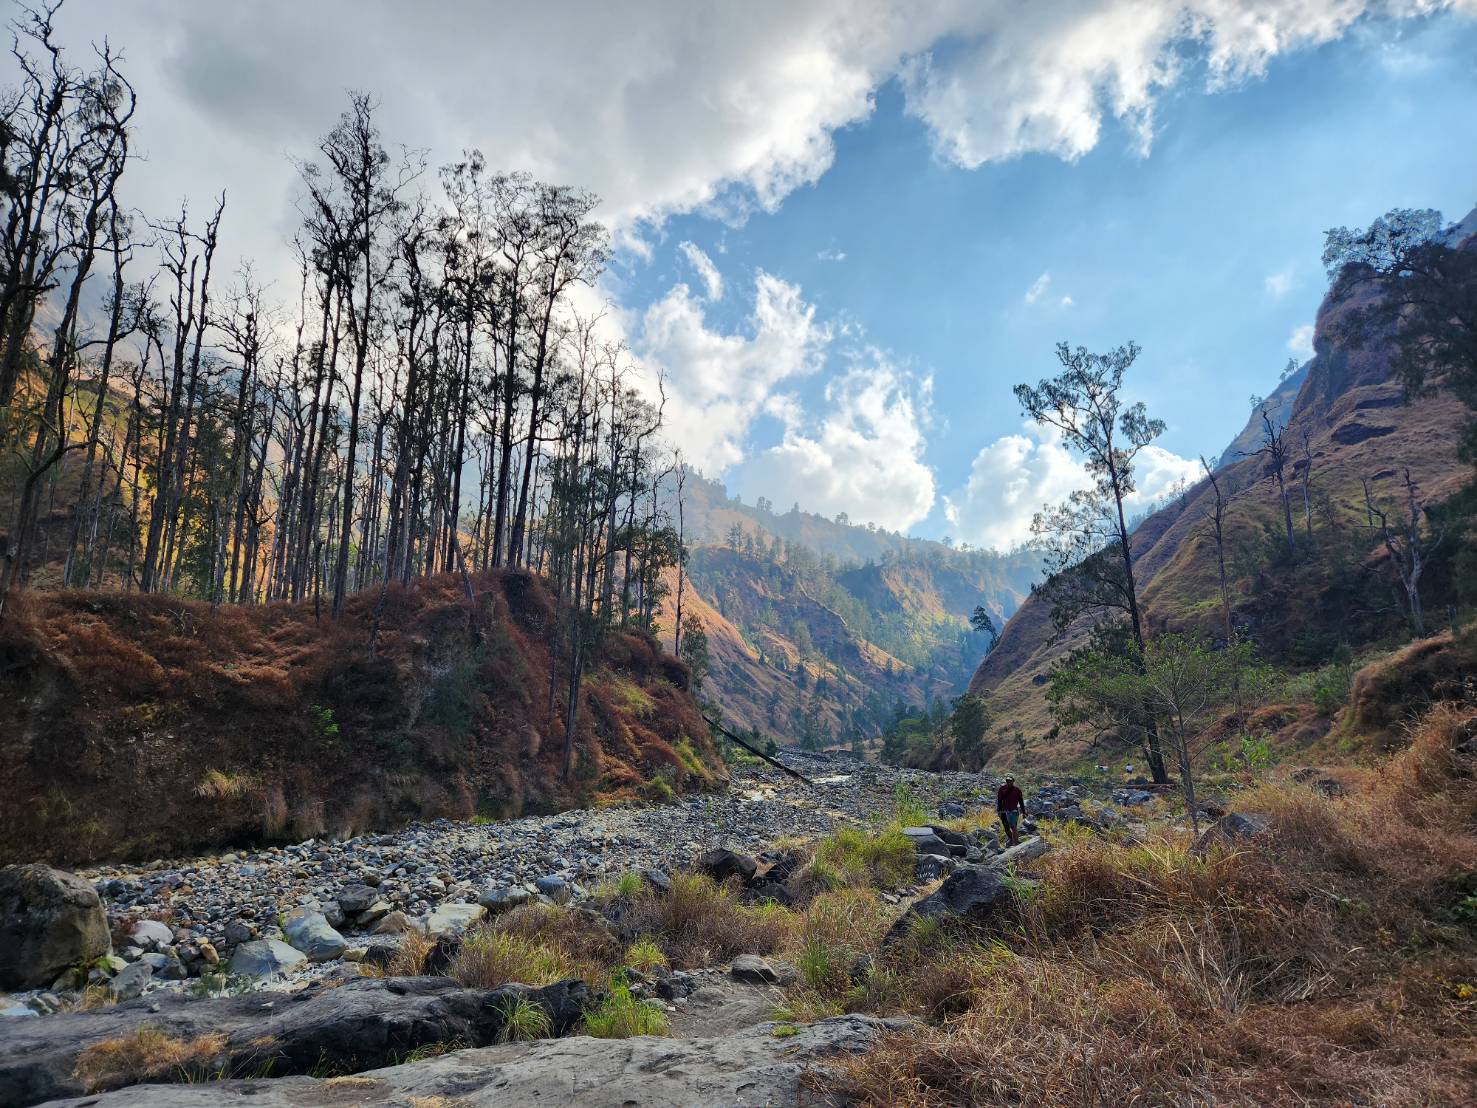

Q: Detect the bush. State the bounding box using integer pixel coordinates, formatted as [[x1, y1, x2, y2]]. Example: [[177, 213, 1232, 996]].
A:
[[581, 979, 669, 1039], [496, 995, 552, 1043], [1282, 659, 1355, 717], [72, 1028, 228, 1092], [812, 826, 915, 890], [621, 873, 794, 968]]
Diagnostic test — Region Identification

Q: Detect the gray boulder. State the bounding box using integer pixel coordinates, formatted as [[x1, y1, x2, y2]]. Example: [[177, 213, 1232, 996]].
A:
[[0, 975, 600, 1107], [105, 961, 152, 1002], [336, 883, 379, 915], [901, 827, 951, 858], [729, 955, 779, 984], [31, 1012, 903, 1108], [0, 865, 112, 991], [990, 836, 1050, 870], [283, 911, 346, 963], [534, 875, 572, 905], [887, 862, 1035, 944], [128, 920, 173, 951], [227, 939, 306, 978], [1191, 812, 1271, 857], [420, 903, 485, 939], [478, 886, 531, 914]]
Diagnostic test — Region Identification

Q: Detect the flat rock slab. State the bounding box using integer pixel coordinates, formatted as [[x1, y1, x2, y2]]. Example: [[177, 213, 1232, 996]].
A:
[[44, 1014, 905, 1108], [0, 975, 593, 1107]]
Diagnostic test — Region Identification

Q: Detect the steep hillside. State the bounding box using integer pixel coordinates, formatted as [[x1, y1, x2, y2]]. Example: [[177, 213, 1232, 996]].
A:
[[969, 216, 1477, 769], [670, 542, 1035, 747], [0, 571, 723, 866]]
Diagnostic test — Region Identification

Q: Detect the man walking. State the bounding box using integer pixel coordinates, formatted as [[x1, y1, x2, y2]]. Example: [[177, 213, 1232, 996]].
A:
[[996, 775, 1025, 847]]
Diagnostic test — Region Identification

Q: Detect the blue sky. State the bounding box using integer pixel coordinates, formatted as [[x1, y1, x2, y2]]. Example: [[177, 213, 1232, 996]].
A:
[[612, 10, 1477, 545], [40, 0, 1477, 550]]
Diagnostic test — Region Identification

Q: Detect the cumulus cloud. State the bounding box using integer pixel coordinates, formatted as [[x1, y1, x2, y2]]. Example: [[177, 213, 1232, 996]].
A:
[[1025, 272, 1053, 304], [745, 359, 937, 532], [45, 0, 1472, 285], [1288, 322, 1317, 358], [634, 271, 830, 472], [944, 425, 1200, 551], [678, 241, 724, 300]]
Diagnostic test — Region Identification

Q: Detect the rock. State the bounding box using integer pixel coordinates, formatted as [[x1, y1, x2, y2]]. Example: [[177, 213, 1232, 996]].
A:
[[25, 1011, 905, 1108], [0, 865, 112, 991], [901, 827, 951, 858], [641, 869, 672, 894], [696, 849, 758, 884], [0, 975, 602, 1107], [1191, 812, 1271, 857], [222, 920, 256, 947], [196, 942, 219, 967], [477, 886, 530, 914], [989, 837, 1050, 870], [729, 954, 780, 984], [282, 911, 346, 963], [1116, 789, 1155, 806], [336, 882, 378, 915], [533, 875, 572, 905], [888, 863, 1032, 944], [320, 901, 345, 929], [105, 961, 152, 1002], [938, 801, 966, 819], [128, 920, 173, 951], [928, 826, 970, 857], [227, 939, 307, 978], [372, 911, 413, 935], [914, 853, 956, 882], [420, 903, 485, 939]]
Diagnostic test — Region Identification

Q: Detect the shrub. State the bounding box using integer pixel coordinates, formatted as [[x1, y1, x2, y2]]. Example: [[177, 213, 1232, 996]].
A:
[[581, 979, 669, 1039], [496, 995, 552, 1043], [812, 826, 914, 889], [624, 938, 668, 973], [623, 873, 795, 968], [448, 931, 582, 989], [891, 782, 928, 826]]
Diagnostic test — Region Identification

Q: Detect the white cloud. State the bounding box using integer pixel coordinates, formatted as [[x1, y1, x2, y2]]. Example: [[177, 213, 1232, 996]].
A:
[[817, 248, 848, 262], [43, 0, 1472, 291], [1025, 272, 1053, 304], [634, 271, 830, 472], [1265, 268, 1294, 296], [745, 358, 937, 532], [1288, 322, 1316, 358], [944, 424, 1199, 551], [1060, 295, 1075, 308], [678, 241, 724, 300]]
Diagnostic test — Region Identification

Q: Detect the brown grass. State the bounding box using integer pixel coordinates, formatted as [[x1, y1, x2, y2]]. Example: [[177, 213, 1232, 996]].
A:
[[616, 873, 796, 968], [73, 1028, 229, 1092], [822, 704, 1477, 1106]]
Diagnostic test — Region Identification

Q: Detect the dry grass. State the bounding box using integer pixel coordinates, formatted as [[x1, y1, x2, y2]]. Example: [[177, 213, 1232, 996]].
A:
[[822, 704, 1477, 1106], [446, 904, 621, 988], [73, 1028, 229, 1092], [618, 873, 796, 968]]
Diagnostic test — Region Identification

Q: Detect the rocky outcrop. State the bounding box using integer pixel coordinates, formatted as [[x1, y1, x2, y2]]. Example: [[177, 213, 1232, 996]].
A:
[[40, 1013, 903, 1108], [0, 865, 111, 990], [0, 974, 599, 1107]]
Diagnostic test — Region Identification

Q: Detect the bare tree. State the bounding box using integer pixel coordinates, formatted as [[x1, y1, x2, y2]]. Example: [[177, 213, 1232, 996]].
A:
[[1362, 468, 1441, 638]]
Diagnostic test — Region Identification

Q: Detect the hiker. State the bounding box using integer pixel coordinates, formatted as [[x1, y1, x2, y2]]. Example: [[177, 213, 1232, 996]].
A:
[[996, 775, 1025, 846]]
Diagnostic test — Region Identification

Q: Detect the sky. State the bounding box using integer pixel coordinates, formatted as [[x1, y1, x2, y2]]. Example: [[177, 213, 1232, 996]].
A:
[[20, 0, 1477, 550]]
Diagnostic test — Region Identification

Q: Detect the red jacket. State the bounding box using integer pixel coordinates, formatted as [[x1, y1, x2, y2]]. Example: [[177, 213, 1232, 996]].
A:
[[996, 783, 1024, 813]]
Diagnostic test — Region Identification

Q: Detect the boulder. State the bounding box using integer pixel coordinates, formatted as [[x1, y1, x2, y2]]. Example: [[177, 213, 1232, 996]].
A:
[[0, 865, 112, 991], [0, 975, 602, 1107], [696, 849, 758, 884], [729, 955, 780, 985], [372, 911, 413, 935], [282, 911, 346, 963], [927, 826, 970, 857], [989, 836, 1050, 870], [227, 939, 306, 978], [938, 801, 966, 820], [25, 1011, 904, 1108], [336, 884, 379, 915], [1191, 812, 1271, 857], [105, 961, 152, 1003], [420, 903, 485, 939], [477, 886, 531, 914], [128, 920, 173, 951], [887, 863, 1033, 944], [534, 875, 572, 905], [901, 827, 951, 858], [641, 869, 672, 894], [914, 853, 956, 882]]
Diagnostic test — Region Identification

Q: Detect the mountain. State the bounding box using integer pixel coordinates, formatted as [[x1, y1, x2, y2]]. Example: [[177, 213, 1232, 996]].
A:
[[663, 535, 1038, 747], [967, 211, 1477, 769]]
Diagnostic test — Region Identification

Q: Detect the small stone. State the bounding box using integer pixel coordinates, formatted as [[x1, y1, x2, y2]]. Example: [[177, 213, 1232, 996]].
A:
[[477, 886, 530, 914], [107, 960, 153, 1001], [534, 875, 571, 905], [130, 919, 174, 951], [373, 911, 413, 935]]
